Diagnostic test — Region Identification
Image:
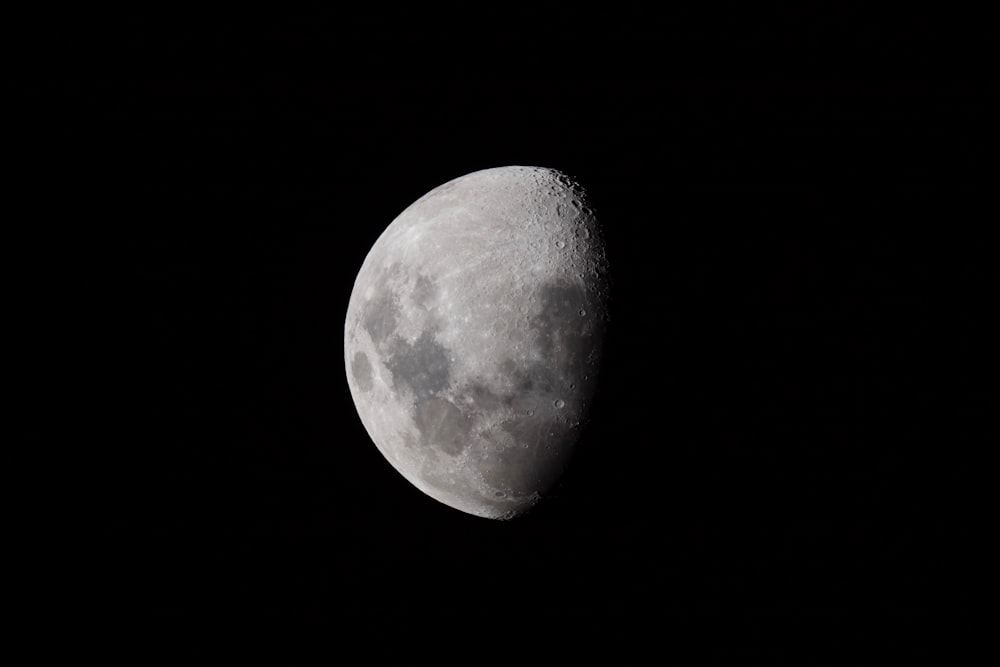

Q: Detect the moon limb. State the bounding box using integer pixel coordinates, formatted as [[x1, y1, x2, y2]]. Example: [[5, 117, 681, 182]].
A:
[[345, 166, 609, 520]]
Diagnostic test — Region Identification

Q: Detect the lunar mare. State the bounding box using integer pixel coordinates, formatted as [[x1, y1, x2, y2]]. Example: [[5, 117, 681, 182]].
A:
[[344, 166, 609, 520]]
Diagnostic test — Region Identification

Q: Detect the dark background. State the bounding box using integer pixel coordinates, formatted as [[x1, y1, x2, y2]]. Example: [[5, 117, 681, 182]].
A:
[[38, 6, 990, 661]]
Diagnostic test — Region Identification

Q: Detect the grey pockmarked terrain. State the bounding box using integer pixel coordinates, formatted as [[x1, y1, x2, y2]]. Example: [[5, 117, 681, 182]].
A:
[[344, 166, 609, 519]]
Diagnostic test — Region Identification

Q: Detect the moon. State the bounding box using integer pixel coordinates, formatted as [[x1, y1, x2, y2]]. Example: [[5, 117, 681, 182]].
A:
[[344, 166, 609, 520]]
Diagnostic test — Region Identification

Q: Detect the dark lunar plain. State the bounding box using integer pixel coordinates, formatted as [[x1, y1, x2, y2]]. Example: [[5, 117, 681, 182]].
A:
[[38, 7, 990, 662]]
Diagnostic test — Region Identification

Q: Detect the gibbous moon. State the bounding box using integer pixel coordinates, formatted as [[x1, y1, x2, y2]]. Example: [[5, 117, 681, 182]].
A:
[[344, 166, 609, 520]]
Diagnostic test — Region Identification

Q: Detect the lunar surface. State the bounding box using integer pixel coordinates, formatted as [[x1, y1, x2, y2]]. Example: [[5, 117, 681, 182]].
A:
[[344, 166, 609, 520]]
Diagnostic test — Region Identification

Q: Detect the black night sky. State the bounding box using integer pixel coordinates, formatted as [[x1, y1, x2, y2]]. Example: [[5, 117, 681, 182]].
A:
[[43, 6, 989, 661]]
